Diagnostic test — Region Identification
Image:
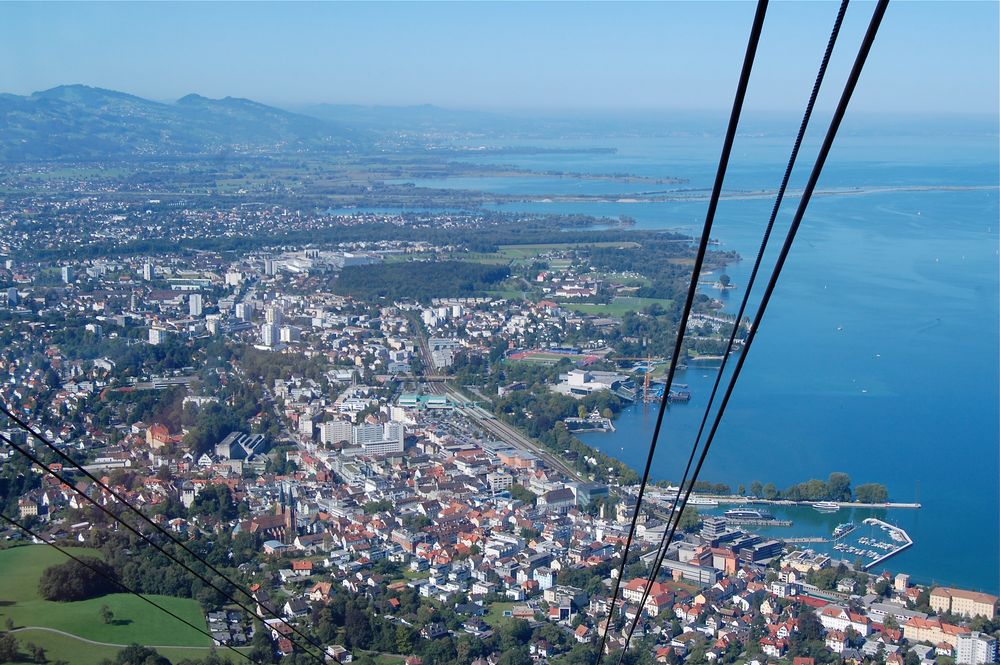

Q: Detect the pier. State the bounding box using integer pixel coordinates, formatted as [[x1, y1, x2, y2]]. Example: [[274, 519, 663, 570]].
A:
[[860, 518, 913, 570], [725, 518, 792, 527], [696, 495, 922, 509]]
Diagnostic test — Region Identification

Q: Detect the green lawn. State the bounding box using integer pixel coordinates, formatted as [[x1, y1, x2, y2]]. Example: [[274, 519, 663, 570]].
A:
[[559, 296, 674, 316], [483, 601, 517, 628], [0, 545, 212, 649], [400, 568, 430, 582], [11, 629, 247, 665]]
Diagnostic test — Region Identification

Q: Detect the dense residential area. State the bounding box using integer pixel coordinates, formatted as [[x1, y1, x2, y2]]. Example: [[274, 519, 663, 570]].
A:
[[0, 222, 996, 665]]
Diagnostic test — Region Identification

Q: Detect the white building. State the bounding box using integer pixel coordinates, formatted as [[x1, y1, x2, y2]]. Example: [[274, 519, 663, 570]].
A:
[[958, 632, 998, 665], [189, 293, 203, 317], [235, 302, 253, 322], [265, 306, 283, 326], [819, 606, 872, 637], [280, 325, 301, 343], [260, 323, 278, 347], [320, 420, 353, 445], [487, 472, 514, 492], [143, 262, 155, 281], [352, 422, 404, 455], [149, 327, 168, 345]]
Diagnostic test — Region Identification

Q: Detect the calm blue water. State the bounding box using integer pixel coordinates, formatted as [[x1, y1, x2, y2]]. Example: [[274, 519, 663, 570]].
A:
[[393, 127, 1000, 592]]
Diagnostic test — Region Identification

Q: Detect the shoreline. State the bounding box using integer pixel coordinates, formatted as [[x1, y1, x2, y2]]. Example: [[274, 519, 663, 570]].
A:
[[692, 495, 921, 509], [496, 183, 999, 205]]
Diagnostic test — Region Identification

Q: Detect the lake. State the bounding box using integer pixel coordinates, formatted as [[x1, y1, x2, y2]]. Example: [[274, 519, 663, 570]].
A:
[[399, 125, 1000, 592]]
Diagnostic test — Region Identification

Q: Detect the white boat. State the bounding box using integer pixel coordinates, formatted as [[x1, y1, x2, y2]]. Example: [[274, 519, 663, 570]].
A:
[[812, 501, 841, 512], [725, 508, 774, 520], [688, 496, 719, 507]]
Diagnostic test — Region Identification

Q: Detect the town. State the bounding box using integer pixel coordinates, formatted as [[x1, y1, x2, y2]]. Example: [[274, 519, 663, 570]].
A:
[[1, 205, 997, 665]]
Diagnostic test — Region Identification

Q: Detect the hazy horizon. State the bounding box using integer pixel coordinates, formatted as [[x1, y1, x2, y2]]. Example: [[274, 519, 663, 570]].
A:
[[1, 1, 997, 116]]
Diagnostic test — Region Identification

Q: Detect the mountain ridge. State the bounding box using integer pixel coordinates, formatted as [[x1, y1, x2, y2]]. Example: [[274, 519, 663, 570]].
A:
[[0, 84, 360, 160]]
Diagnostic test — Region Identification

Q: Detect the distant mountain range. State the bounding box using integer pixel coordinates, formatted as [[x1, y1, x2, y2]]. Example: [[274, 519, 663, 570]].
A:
[[0, 85, 359, 160], [3, 85, 980, 161]]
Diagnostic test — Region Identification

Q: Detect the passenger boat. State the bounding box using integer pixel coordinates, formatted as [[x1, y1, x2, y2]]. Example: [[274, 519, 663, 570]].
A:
[[724, 508, 774, 520], [812, 501, 840, 512]]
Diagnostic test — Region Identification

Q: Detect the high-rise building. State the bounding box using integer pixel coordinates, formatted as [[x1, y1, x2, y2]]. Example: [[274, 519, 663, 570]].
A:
[[320, 420, 353, 445], [189, 293, 203, 317], [352, 422, 405, 455], [701, 516, 729, 541], [6, 288, 17, 307], [149, 328, 168, 345], [958, 632, 998, 665], [279, 325, 300, 343], [61, 266, 74, 283], [260, 323, 278, 347], [265, 306, 283, 326], [143, 262, 155, 281], [235, 302, 253, 322], [264, 257, 275, 276]]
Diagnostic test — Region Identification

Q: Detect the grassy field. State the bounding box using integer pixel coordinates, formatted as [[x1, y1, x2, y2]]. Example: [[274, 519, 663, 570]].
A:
[[559, 296, 674, 316], [497, 241, 640, 259], [10, 629, 247, 665], [483, 601, 517, 628], [0, 545, 212, 649]]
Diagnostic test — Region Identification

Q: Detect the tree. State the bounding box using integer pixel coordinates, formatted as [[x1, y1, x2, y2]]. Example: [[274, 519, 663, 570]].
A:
[[855, 483, 889, 503], [113, 644, 170, 665], [0, 634, 18, 663], [100, 604, 114, 624], [578, 404, 588, 419], [28, 642, 45, 664], [3, 618, 12, 632], [750, 481, 763, 497], [249, 623, 276, 664], [344, 607, 373, 649], [827, 472, 853, 501], [498, 619, 533, 652], [677, 506, 702, 532], [363, 500, 392, 515], [719, 274, 731, 287], [498, 646, 532, 665], [762, 483, 779, 500], [38, 557, 117, 601], [797, 608, 823, 641]]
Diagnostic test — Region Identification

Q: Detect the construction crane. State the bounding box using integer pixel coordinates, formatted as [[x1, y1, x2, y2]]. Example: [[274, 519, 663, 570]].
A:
[[612, 355, 664, 402]]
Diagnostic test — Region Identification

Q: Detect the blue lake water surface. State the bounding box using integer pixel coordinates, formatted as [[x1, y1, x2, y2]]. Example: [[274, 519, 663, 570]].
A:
[[397, 127, 1000, 592]]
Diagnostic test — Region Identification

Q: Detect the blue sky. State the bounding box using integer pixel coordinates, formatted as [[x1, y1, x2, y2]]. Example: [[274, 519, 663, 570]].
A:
[[0, 1, 996, 115]]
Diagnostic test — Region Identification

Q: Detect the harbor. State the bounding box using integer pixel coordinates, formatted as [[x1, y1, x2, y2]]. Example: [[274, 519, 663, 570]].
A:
[[687, 503, 919, 576]]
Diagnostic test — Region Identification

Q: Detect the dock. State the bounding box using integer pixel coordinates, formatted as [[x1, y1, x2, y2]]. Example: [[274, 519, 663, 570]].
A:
[[699, 496, 921, 509], [725, 518, 792, 527], [784, 537, 830, 544], [861, 519, 913, 570]]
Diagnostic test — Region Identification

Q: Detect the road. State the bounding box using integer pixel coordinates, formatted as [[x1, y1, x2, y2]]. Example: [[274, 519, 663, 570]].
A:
[[10, 627, 228, 651]]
